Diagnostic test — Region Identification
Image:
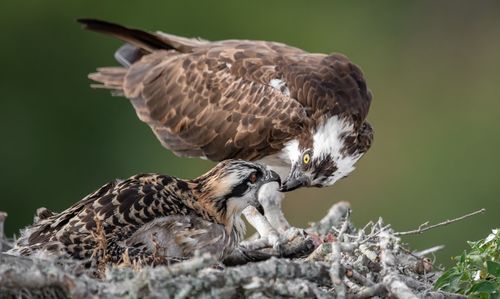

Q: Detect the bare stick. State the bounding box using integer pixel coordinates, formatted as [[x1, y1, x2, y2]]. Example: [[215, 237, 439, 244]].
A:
[[414, 245, 445, 257], [395, 208, 485, 236], [345, 267, 375, 287], [379, 231, 418, 299], [330, 241, 346, 298], [307, 201, 351, 235], [328, 210, 351, 298], [348, 283, 386, 299], [336, 209, 351, 241], [0, 211, 8, 252]]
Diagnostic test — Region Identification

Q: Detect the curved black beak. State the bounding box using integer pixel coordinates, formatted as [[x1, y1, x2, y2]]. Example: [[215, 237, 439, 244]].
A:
[[256, 204, 265, 215], [279, 175, 309, 192], [253, 169, 280, 215], [279, 165, 310, 192], [263, 169, 281, 186]]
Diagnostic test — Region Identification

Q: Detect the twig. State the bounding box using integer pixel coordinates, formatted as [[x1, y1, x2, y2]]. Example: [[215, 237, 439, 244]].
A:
[[164, 253, 216, 277], [306, 242, 331, 262], [359, 224, 391, 244], [329, 210, 351, 299], [345, 267, 375, 287], [0, 255, 90, 299], [330, 241, 345, 298], [336, 209, 351, 241], [395, 208, 485, 236], [343, 276, 362, 293], [0, 211, 6, 239], [0, 211, 9, 253], [307, 201, 351, 235], [348, 283, 385, 299], [379, 231, 418, 299], [414, 245, 445, 257]]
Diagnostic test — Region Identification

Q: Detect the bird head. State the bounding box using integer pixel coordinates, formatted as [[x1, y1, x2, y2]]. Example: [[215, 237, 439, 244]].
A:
[[193, 160, 281, 217], [280, 117, 373, 192]]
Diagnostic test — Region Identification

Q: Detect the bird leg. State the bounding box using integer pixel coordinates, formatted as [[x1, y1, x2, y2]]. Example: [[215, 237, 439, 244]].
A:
[[258, 183, 291, 231], [242, 206, 282, 251], [259, 183, 307, 241], [241, 183, 305, 251]]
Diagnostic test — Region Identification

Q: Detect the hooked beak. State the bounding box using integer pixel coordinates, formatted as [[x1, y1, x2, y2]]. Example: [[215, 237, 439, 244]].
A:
[[263, 169, 281, 186], [256, 204, 265, 215], [252, 169, 281, 215], [279, 167, 310, 192]]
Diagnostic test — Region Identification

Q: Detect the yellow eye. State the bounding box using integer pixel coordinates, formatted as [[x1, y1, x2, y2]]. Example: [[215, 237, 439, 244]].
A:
[[303, 153, 311, 164]]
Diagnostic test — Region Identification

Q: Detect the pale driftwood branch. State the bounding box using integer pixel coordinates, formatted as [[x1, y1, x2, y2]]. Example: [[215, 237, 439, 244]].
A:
[[395, 208, 485, 236], [0, 204, 475, 298], [329, 209, 350, 298], [0, 211, 9, 253], [306, 201, 351, 235], [348, 283, 386, 299], [379, 231, 419, 299], [414, 245, 445, 257], [329, 241, 345, 298]]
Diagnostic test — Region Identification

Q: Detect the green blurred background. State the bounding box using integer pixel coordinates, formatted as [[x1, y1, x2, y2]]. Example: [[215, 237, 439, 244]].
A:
[[1, 1, 499, 266]]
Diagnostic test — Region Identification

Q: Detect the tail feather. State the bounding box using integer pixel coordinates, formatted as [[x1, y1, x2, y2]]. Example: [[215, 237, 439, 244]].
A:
[[88, 67, 126, 95], [79, 18, 207, 94], [77, 18, 173, 52]]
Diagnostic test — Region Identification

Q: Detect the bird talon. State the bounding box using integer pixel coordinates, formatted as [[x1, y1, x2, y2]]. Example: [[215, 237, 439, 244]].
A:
[[282, 226, 307, 241], [269, 234, 286, 255], [239, 230, 287, 253]]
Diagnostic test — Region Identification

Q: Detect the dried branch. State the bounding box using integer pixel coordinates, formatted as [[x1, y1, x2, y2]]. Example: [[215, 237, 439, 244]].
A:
[[348, 283, 385, 299], [329, 209, 351, 298], [379, 231, 419, 298], [0, 211, 9, 253], [395, 208, 485, 236], [306, 201, 351, 236], [414, 245, 445, 257]]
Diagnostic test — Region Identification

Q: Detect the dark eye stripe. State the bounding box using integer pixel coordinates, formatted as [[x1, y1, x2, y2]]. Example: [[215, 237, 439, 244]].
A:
[[224, 181, 249, 200]]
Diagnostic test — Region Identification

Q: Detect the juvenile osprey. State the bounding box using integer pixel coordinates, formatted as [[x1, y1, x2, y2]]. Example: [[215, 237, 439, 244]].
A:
[[9, 160, 280, 264], [78, 19, 373, 246]]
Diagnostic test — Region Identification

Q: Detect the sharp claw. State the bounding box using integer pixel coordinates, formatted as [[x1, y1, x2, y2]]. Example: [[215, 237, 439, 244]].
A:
[[283, 227, 307, 240], [239, 238, 269, 251], [268, 233, 284, 255], [239, 231, 286, 253], [239, 227, 306, 256]]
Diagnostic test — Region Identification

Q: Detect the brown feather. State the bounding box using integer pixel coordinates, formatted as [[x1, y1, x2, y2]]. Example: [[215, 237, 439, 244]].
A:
[[82, 20, 372, 162], [9, 160, 274, 264], [77, 19, 173, 52]]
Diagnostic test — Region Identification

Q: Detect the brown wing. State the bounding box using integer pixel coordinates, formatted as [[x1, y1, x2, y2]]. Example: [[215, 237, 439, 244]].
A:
[[117, 46, 307, 161], [81, 19, 371, 161], [11, 174, 198, 259]]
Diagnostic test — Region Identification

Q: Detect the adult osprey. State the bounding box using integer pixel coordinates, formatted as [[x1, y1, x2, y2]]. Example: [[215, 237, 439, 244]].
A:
[[78, 19, 373, 246]]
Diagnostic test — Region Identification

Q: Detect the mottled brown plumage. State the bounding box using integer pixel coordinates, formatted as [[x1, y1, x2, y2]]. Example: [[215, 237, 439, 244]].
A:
[[9, 160, 280, 265], [79, 19, 372, 163]]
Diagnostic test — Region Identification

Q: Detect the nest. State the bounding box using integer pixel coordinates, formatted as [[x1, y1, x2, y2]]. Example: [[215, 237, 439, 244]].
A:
[[0, 204, 481, 298]]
